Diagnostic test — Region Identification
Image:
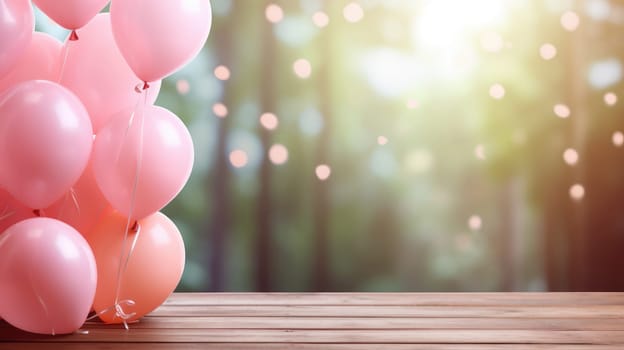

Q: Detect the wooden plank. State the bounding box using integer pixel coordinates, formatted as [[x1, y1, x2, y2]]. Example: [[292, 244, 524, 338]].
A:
[[1, 344, 623, 350], [148, 305, 624, 318], [164, 293, 624, 306], [42, 317, 624, 331], [1, 329, 622, 344]]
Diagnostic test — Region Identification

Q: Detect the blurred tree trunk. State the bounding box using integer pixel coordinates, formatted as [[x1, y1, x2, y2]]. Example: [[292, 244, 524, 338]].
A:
[[565, 3, 589, 291], [256, 0, 276, 292], [498, 178, 525, 291], [204, 7, 236, 292], [312, 1, 334, 291]]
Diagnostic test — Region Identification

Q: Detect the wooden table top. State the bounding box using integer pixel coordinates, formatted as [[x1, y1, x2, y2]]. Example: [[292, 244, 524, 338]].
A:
[[1, 292, 624, 349]]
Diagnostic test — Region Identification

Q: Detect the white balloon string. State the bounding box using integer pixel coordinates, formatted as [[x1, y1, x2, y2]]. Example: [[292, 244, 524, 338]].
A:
[[107, 85, 149, 330], [57, 40, 72, 83], [69, 187, 81, 216], [0, 206, 14, 222]]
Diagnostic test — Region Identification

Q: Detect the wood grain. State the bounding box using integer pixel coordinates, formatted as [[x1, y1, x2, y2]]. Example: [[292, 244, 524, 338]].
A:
[[1, 293, 623, 349]]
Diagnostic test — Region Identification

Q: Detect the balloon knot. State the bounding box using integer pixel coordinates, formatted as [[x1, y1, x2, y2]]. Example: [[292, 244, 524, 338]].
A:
[[131, 221, 139, 233], [142, 82, 150, 90], [69, 30, 79, 41], [33, 209, 41, 217]]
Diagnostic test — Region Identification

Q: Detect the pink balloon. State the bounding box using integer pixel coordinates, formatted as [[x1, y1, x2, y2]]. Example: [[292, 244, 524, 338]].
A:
[[110, 0, 212, 82], [0, 0, 34, 76], [32, 0, 109, 31], [0, 80, 93, 209], [60, 14, 161, 133], [93, 105, 194, 220], [0, 32, 62, 94], [0, 217, 97, 335], [0, 188, 35, 234], [45, 159, 113, 235]]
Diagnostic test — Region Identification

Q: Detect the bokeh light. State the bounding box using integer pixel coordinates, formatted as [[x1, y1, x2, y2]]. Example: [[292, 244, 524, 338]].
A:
[[315, 164, 331, 180], [468, 215, 482, 231], [569, 183, 585, 201], [229, 150, 248, 168], [269, 144, 289, 165], [214, 65, 231, 81], [293, 59, 312, 79], [474, 144, 486, 160], [561, 11, 580, 32], [343, 2, 364, 23], [604, 92, 617, 106], [489, 83, 505, 99], [260, 112, 279, 130], [554, 104, 571, 118], [539, 43, 557, 60], [213, 103, 228, 118], [406, 99, 419, 109], [265, 4, 284, 23], [480, 31, 503, 53], [176, 79, 190, 95], [612, 131, 624, 147], [563, 148, 579, 166], [312, 11, 329, 28]]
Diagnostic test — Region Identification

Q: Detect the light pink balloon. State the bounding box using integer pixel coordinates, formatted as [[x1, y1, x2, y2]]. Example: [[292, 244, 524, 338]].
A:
[[0, 80, 93, 209], [0, 188, 35, 234], [0, 0, 34, 76], [110, 0, 212, 82], [32, 0, 109, 31], [93, 105, 194, 220], [0, 32, 62, 94], [45, 159, 113, 235], [0, 217, 97, 335], [60, 14, 161, 133]]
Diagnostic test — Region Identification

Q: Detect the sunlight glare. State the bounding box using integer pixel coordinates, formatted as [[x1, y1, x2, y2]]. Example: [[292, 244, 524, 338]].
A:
[[480, 31, 503, 53], [416, 0, 506, 50]]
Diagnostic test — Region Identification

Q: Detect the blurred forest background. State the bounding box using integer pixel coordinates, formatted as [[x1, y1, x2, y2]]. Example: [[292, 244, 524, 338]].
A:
[[39, 0, 624, 292]]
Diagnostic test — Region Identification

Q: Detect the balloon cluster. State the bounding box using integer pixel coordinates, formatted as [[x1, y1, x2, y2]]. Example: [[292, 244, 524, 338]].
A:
[[0, 0, 212, 335]]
